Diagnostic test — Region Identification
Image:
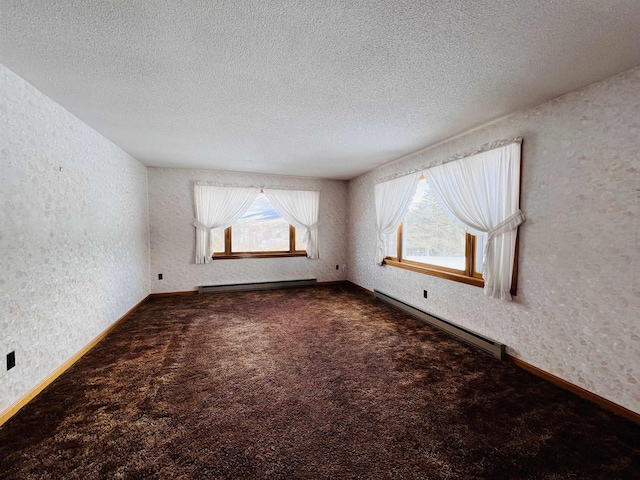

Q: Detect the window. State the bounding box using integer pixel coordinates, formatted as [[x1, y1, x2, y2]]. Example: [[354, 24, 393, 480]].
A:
[[211, 193, 306, 258], [383, 177, 485, 288], [374, 140, 522, 299]]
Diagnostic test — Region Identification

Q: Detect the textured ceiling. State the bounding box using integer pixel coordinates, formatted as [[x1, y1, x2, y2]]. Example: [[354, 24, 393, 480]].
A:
[[2, 1, 640, 180]]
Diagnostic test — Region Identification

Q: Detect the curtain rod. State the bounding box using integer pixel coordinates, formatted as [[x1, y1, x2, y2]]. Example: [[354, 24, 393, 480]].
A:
[[376, 137, 522, 184], [194, 181, 320, 191]]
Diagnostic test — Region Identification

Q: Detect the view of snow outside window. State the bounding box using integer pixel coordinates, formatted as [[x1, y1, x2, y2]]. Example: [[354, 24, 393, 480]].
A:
[[391, 180, 467, 270], [211, 229, 225, 253], [294, 227, 306, 252], [385, 229, 397, 257], [212, 195, 306, 253]]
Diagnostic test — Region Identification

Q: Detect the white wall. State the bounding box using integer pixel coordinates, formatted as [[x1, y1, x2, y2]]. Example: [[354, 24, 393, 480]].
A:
[[148, 168, 348, 293], [0, 65, 150, 414], [2, 57, 638, 417], [348, 66, 640, 414]]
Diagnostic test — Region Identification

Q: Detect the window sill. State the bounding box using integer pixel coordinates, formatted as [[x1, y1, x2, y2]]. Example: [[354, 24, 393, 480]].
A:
[[212, 252, 307, 260], [383, 258, 484, 288]]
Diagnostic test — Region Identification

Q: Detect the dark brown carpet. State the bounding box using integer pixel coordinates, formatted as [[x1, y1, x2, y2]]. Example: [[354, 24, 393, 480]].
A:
[[1, 285, 639, 479]]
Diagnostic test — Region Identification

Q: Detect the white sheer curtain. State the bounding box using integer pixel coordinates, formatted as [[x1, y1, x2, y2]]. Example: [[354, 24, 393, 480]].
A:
[[424, 142, 524, 300], [264, 189, 321, 259], [374, 172, 421, 265], [193, 184, 260, 264]]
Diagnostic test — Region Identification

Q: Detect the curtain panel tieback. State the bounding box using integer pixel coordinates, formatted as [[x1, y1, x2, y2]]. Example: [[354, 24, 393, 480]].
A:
[[193, 219, 212, 231], [303, 222, 319, 245], [375, 232, 386, 260], [482, 210, 525, 296], [483, 210, 525, 270], [486, 210, 525, 241]]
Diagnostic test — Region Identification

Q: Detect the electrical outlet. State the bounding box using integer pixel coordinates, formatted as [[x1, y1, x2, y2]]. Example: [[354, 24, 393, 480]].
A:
[[158, 273, 163, 280], [423, 290, 428, 299], [7, 351, 15, 371]]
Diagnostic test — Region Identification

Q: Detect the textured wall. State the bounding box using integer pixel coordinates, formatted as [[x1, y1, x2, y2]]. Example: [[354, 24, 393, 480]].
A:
[[0, 65, 150, 414], [148, 169, 348, 293], [348, 66, 640, 413]]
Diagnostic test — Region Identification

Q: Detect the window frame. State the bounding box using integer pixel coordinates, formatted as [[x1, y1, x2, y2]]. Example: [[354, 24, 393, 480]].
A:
[[384, 222, 485, 288], [211, 191, 307, 260], [212, 224, 307, 259], [383, 176, 519, 295]]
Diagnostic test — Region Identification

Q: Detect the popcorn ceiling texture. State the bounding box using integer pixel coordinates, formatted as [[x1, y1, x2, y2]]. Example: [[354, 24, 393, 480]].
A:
[[348, 66, 640, 414], [148, 168, 348, 293], [0, 65, 150, 415], [3, 1, 640, 180]]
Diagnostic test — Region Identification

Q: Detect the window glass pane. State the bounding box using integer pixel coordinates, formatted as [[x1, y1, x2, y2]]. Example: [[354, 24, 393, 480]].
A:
[[385, 231, 397, 257], [212, 228, 225, 253], [402, 180, 466, 271], [475, 234, 485, 276], [295, 227, 306, 252], [232, 195, 289, 252]]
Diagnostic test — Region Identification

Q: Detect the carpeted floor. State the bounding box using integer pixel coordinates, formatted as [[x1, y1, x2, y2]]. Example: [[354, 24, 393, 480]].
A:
[[1, 284, 639, 479]]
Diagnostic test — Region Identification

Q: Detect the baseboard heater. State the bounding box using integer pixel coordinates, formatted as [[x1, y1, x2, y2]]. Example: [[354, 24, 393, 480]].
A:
[[374, 290, 505, 360], [198, 279, 317, 295]]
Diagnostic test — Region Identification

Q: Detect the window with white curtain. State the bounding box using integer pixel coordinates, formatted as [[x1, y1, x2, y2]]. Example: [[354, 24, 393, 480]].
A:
[[194, 185, 320, 262], [379, 139, 523, 300], [384, 176, 485, 287], [211, 192, 307, 258]]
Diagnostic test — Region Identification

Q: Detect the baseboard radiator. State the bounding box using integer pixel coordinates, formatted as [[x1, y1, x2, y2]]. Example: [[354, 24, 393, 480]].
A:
[[374, 290, 505, 360], [198, 279, 317, 295]]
